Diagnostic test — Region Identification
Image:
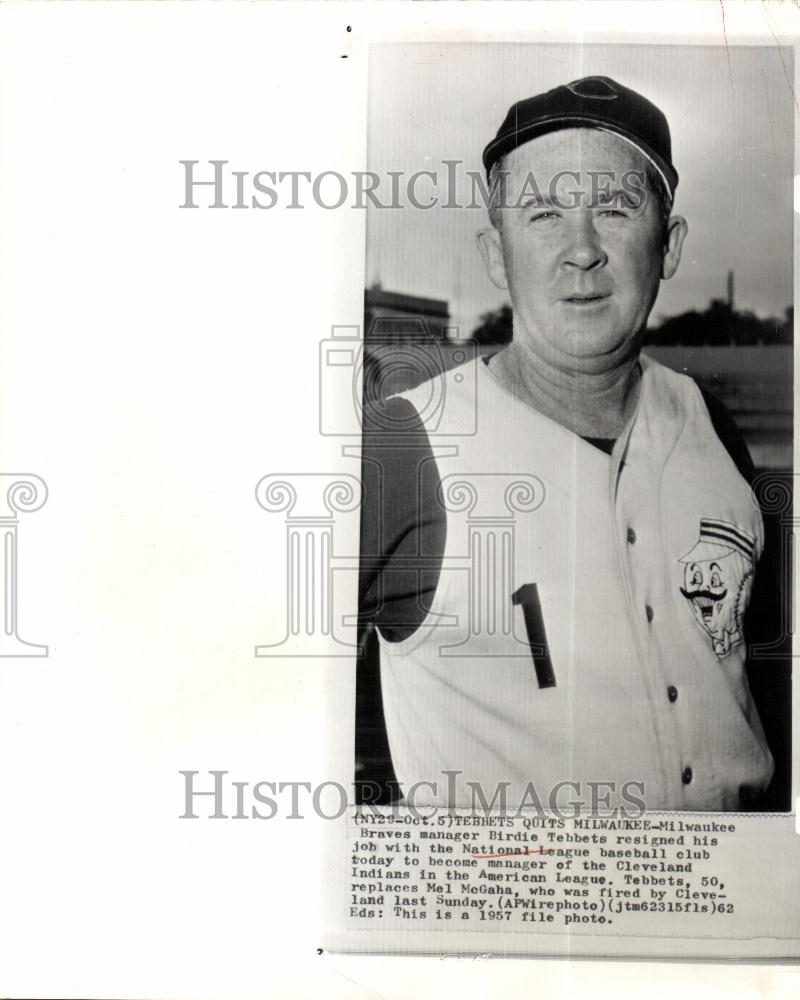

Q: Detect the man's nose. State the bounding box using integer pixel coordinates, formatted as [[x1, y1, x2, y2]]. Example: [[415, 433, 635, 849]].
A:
[[561, 212, 607, 270]]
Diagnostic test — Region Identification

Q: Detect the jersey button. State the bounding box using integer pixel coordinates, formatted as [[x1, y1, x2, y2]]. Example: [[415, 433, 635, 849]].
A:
[[627, 527, 637, 544], [645, 605, 654, 623], [682, 766, 693, 785], [667, 685, 678, 703]]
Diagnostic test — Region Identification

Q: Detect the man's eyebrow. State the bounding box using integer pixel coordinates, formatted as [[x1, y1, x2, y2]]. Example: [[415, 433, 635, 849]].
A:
[[516, 193, 558, 208], [513, 187, 646, 208], [592, 186, 643, 206]]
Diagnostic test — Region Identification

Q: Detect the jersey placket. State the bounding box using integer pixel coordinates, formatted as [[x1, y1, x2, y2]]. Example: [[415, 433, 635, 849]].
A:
[[610, 399, 688, 810]]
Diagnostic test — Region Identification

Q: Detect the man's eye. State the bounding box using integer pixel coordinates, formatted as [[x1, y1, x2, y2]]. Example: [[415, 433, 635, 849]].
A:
[[530, 211, 559, 222], [597, 208, 627, 218]]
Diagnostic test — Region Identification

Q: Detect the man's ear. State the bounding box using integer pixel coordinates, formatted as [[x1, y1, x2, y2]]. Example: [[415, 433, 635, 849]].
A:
[[662, 215, 688, 280], [476, 226, 509, 290]]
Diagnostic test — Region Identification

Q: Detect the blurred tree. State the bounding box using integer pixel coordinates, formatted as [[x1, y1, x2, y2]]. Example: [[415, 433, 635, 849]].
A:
[[644, 300, 793, 347], [471, 303, 513, 346]]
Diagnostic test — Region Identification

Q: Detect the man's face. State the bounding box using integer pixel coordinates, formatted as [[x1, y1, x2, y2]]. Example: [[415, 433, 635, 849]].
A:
[[477, 128, 686, 374]]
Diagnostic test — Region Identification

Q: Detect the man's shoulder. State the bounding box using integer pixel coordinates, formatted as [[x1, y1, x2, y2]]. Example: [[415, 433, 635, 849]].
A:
[[640, 353, 697, 393], [392, 355, 486, 434], [641, 355, 755, 484], [361, 394, 426, 436], [697, 384, 756, 484], [398, 356, 483, 398]]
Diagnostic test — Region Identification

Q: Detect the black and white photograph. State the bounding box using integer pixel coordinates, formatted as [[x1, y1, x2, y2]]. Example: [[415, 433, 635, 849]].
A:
[[2, 2, 800, 996], [356, 43, 793, 815]]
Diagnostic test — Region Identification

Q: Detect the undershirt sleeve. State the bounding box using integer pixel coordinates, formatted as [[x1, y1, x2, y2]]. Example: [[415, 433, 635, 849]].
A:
[[358, 396, 446, 642]]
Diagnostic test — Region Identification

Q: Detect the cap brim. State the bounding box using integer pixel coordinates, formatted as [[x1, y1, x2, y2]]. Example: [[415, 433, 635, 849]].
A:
[[482, 113, 678, 198]]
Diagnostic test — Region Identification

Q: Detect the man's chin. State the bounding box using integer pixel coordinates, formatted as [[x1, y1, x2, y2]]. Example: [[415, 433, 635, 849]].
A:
[[549, 328, 638, 366]]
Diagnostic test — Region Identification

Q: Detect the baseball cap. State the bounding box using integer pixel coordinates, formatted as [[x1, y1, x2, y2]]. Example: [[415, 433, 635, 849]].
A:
[[482, 76, 678, 199]]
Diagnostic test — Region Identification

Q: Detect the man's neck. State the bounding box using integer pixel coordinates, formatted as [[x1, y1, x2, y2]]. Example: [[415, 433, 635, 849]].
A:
[[488, 341, 642, 440]]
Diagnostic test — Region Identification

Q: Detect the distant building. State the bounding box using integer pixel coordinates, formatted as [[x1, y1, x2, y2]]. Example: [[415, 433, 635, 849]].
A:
[[364, 284, 451, 342], [362, 284, 461, 402]]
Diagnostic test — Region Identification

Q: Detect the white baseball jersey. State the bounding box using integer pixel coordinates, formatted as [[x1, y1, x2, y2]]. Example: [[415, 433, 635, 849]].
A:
[[378, 355, 774, 810]]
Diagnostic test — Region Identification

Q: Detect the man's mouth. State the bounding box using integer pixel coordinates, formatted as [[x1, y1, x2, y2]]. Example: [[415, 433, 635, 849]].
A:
[[562, 293, 610, 305]]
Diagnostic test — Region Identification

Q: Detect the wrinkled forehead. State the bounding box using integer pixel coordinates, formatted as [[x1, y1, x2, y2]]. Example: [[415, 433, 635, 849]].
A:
[[503, 127, 651, 192]]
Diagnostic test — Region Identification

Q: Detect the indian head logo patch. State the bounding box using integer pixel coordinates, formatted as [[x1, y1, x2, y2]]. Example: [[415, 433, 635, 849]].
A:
[[679, 517, 756, 659]]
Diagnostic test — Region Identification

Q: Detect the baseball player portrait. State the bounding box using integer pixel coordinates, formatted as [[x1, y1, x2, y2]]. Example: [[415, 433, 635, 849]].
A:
[[356, 61, 791, 813]]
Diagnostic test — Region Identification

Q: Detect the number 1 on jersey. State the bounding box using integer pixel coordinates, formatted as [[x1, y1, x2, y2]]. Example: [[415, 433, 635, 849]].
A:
[[512, 583, 556, 689]]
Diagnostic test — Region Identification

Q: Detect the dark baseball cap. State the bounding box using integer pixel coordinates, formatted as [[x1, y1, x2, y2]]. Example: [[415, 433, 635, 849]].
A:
[[482, 76, 678, 198]]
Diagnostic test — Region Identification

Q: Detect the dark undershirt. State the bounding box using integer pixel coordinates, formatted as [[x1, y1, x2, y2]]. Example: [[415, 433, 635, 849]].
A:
[[582, 437, 616, 455]]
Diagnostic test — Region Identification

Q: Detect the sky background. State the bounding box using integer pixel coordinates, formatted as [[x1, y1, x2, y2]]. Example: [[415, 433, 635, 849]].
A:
[[366, 43, 794, 337]]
